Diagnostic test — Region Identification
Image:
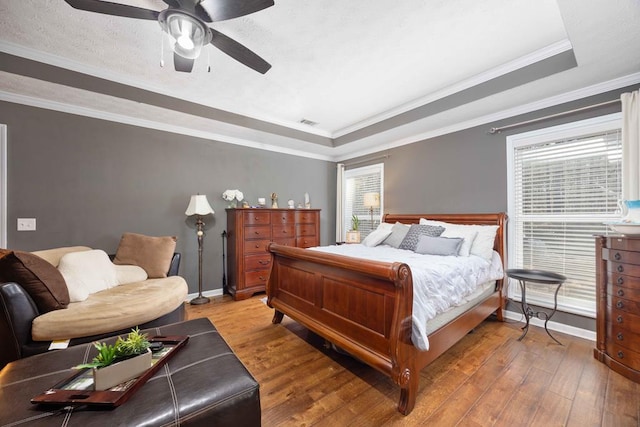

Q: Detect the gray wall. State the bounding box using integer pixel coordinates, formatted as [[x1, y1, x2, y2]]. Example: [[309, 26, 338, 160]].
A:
[[2, 102, 336, 295], [343, 83, 640, 331]]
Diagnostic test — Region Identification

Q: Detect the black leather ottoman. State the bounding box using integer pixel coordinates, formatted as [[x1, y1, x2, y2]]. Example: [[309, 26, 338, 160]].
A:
[[0, 318, 261, 426]]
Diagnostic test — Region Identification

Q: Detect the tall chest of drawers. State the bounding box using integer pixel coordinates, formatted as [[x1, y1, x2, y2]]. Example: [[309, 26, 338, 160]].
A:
[[226, 208, 321, 301], [594, 235, 640, 383]]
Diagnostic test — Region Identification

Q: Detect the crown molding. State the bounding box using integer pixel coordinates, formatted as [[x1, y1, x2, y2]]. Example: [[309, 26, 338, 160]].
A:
[[332, 39, 574, 138], [0, 40, 333, 138], [0, 91, 333, 162], [333, 72, 640, 162]]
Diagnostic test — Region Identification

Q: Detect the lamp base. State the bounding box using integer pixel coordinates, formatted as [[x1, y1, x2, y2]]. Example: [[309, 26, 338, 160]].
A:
[[189, 295, 210, 305]]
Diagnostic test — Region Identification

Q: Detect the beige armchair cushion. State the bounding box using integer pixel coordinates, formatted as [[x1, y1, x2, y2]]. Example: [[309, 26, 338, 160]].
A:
[[32, 276, 188, 341]]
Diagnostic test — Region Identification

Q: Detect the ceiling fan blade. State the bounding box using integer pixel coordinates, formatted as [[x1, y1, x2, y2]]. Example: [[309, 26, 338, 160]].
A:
[[199, 0, 274, 22], [63, 0, 159, 20], [209, 28, 271, 74], [174, 52, 195, 72]]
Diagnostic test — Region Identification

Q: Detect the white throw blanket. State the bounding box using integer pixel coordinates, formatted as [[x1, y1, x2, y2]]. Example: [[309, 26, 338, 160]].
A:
[[311, 244, 504, 351]]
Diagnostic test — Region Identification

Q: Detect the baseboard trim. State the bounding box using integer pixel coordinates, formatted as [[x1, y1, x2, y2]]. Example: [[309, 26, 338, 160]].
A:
[[186, 288, 224, 302], [504, 309, 596, 342]]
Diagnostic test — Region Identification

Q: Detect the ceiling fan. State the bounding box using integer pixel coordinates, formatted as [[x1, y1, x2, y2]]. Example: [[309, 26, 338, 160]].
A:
[[63, 0, 273, 74]]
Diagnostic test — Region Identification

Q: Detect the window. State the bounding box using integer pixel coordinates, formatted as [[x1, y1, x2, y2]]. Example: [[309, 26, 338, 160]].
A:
[[339, 163, 384, 241], [507, 114, 622, 317]]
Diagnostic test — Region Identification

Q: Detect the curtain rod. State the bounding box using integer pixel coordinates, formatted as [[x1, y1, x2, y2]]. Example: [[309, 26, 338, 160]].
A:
[[488, 99, 620, 134]]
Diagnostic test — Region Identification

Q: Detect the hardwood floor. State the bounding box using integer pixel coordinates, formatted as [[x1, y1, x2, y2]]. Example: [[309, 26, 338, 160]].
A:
[[186, 295, 640, 426]]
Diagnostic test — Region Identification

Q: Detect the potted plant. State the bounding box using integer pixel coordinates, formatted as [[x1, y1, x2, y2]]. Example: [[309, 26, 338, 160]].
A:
[[346, 214, 361, 243], [76, 328, 152, 390]]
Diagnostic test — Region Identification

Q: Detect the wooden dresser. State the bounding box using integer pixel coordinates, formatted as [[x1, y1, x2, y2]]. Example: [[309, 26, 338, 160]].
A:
[[594, 235, 640, 383], [226, 208, 321, 300]]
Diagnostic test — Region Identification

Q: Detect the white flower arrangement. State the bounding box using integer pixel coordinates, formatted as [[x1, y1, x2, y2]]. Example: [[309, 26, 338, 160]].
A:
[[222, 189, 244, 207]]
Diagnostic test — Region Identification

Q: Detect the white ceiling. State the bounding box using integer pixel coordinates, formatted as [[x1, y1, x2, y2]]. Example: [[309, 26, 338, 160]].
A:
[[0, 0, 639, 161]]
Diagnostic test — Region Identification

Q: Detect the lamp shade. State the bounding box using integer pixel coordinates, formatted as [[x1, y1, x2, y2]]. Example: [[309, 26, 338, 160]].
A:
[[363, 192, 380, 208], [185, 194, 214, 216]]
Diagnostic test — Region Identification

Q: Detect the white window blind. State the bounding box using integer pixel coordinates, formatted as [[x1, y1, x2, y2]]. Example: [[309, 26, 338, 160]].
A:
[[343, 164, 383, 240], [507, 114, 622, 317]]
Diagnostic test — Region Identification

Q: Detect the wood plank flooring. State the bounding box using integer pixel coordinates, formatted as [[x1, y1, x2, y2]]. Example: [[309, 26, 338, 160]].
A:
[[186, 295, 640, 426]]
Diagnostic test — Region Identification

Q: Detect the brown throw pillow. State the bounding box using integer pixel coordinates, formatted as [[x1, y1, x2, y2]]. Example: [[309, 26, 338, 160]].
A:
[[0, 249, 70, 312], [113, 233, 177, 278]]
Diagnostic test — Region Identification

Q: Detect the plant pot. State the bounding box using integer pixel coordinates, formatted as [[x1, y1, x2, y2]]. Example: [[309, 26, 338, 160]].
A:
[[346, 231, 360, 243], [93, 349, 152, 390]]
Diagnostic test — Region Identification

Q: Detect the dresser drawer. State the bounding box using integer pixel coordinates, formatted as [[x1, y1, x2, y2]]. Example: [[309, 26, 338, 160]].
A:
[[244, 211, 271, 225], [607, 261, 640, 277], [607, 323, 640, 353], [245, 270, 269, 287], [244, 225, 271, 240], [608, 272, 640, 291], [297, 236, 318, 248], [243, 239, 271, 254], [606, 341, 640, 371], [607, 236, 640, 252], [244, 254, 272, 271], [296, 224, 316, 237], [603, 248, 640, 265], [607, 306, 640, 334], [295, 211, 317, 223], [272, 224, 295, 239], [272, 211, 295, 224], [272, 238, 295, 247], [607, 282, 640, 301], [607, 296, 640, 314]]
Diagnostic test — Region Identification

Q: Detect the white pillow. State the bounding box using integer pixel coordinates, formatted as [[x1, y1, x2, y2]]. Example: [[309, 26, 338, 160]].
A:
[[113, 264, 148, 285], [361, 227, 393, 247], [58, 249, 118, 302], [419, 219, 477, 256], [419, 218, 498, 260]]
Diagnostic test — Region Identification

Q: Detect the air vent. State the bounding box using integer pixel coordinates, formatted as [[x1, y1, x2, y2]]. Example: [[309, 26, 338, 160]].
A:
[[299, 118, 318, 126]]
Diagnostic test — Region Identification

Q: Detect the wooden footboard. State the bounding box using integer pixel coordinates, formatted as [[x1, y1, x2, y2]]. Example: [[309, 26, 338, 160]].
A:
[[266, 212, 506, 416]]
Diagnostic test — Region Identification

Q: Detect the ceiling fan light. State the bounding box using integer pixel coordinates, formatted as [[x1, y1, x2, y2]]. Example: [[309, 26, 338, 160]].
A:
[[165, 13, 206, 59]]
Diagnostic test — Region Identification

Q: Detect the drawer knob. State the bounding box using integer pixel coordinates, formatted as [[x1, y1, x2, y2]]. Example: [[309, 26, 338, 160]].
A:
[[617, 351, 624, 359], [255, 244, 260, 248], [617, 332, 624, 341], [617, 301, 624, 309], [617, 289, 624, 297], [617, 315, 624, 323], [258, 260, 270, 265], [255, 231, 260, 234], [259, 276, 266, 281], [617, 276, 624, 284], [614, 252, 622, 260], [617, 265, 624, 273], [282, 230, 287, 234]]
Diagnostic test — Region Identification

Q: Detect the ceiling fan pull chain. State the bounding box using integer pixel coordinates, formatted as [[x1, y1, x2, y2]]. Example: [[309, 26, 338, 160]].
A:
[[160, 29, 165, 68], [207, 48, 211, 73]]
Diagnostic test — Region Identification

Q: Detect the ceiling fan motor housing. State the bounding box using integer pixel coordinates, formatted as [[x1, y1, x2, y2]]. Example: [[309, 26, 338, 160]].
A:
[[158, 9, 212, 59]]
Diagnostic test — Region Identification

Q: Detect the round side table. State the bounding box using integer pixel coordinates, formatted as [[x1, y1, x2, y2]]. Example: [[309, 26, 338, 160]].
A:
[[506, 269, 567, 345]]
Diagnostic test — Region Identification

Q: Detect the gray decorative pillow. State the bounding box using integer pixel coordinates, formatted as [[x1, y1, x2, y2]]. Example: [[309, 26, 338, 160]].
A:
[[415, 235, 463, 256], [399, 224, 445, 251], [381, 223, 410, 248]]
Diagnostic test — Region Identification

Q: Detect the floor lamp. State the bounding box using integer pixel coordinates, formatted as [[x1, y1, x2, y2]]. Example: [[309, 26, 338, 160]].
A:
[[363, 192, 380, 230], [185, 194, 215, 305]]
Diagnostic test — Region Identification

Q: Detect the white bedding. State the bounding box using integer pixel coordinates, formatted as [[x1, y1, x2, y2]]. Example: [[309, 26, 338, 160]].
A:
[[310, 244, 504, 351]]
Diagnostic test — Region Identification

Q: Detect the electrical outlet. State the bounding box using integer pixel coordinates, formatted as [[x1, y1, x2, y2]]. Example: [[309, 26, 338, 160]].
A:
[[17, 218, 36, 231]]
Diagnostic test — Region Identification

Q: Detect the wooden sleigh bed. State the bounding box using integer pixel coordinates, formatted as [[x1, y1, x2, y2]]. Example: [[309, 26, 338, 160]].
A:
[[266, 212, 507, 416]]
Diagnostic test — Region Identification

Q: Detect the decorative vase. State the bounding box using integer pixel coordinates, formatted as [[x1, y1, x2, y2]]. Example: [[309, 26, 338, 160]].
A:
[[92, 349, 152, 390], [620, 200, 640, 223], [228, 200, 237, 208]]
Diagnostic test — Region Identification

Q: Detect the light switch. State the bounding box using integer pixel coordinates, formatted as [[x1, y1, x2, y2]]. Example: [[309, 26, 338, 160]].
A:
[[17, 218, 36, 231]]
